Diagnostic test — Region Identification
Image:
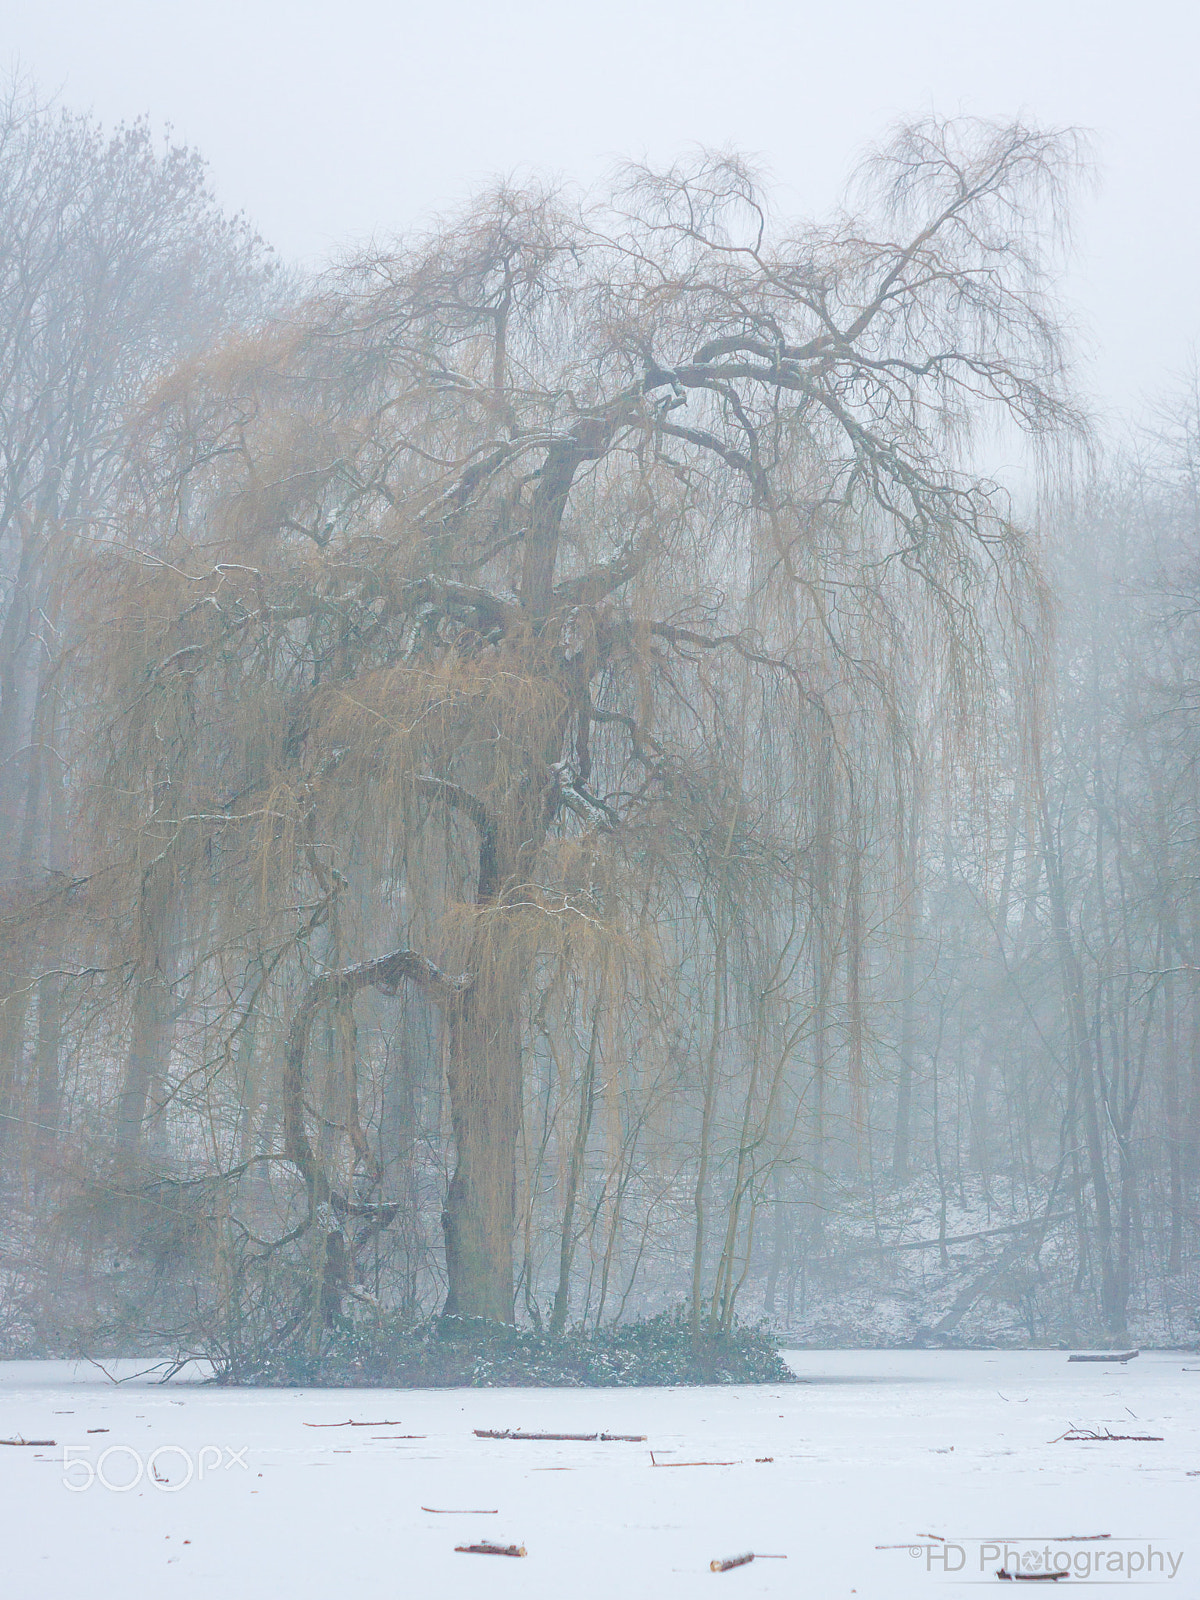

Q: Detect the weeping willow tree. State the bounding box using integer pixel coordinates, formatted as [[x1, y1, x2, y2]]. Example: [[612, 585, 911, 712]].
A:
[[66, 115, 1078, 1331]]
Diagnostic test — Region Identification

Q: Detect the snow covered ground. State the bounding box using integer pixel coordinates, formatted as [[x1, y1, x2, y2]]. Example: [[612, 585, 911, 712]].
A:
[[3, 1349, 1198, 1596]]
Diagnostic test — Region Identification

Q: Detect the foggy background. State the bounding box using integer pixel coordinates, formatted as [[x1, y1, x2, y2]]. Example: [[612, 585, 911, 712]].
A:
[[8, 0, 1198, 418]]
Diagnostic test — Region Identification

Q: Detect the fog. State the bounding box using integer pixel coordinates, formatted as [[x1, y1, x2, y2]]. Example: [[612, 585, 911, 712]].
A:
[[9, 0, 1199, 415], [0, 9, 1198, 1375]]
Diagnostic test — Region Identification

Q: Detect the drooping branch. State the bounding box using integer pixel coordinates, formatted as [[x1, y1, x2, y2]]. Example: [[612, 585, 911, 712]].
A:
[[283, 948, 471, 1216], [521, 417, 615, 614], [417, 775, 500, 901]]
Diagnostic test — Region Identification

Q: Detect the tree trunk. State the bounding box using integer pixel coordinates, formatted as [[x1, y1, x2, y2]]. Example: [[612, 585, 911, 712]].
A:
[[115, 952, 177, 1153], [892, 925, 916, 1181], [33, 972, 63, 1167], [764, 1167, 785, 1314], [1163, 959, 1183, 1274], [549, 993, 601, 1335], [1040, 784, 1119, 1329], [441, 991, 523, 1321]]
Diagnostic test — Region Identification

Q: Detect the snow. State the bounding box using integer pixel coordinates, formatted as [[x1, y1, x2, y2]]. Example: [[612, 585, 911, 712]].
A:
[[3, 1350, 1198, 1595]]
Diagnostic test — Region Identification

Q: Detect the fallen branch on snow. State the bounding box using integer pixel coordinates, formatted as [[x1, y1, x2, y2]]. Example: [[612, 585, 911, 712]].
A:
[[1049, 1427, 1162, 1442], [474, 1429, 645, 1441], [303, 1419, 401, 1427], [710, 1553, 787, 1571]]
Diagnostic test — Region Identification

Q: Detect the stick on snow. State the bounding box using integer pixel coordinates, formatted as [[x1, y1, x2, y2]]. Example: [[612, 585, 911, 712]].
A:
[[303, 1419, 402, 1427], [455, 1542, 526, 1557], [710, 1553, 786, 1572], [473, 1429, 645, 1441], [711, 1554, 754, 1572], [1050, 1427, 1163, 1442]]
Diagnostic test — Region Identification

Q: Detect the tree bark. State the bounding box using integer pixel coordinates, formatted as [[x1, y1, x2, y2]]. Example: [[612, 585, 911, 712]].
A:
[[442, 992, 523, 1321], [115, 949, 178, 1153], [549, 993, 601, 1335]]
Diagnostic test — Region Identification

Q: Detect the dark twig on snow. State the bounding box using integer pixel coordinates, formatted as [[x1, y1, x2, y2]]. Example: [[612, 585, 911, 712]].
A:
[[1049, 1427, 1163, 1442]]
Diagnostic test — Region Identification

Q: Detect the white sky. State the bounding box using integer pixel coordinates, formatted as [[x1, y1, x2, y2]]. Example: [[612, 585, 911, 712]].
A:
[[7, 0, 1198, 425]]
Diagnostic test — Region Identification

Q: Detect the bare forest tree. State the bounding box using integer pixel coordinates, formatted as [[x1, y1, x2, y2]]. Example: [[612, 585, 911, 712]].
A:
[[0, 80, 273, 1301]]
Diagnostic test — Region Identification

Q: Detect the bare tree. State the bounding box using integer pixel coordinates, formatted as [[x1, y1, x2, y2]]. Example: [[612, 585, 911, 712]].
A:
[[72, 115, 1080, 1331], [0, 78, 272, 1186]]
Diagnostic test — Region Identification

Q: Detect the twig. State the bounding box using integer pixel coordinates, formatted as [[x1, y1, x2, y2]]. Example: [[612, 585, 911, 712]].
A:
[[455, 1542, 526, 1557], [303, 1419, 401, 1427], [997, 1570, 1069, 1582], [1, 1436, 55, 1446], [1049, 1427, 1162, 1442], [81, 1356, 188, 1386], [966, 1529, 1113, 1542], [808, 1215, 1070, 1262]]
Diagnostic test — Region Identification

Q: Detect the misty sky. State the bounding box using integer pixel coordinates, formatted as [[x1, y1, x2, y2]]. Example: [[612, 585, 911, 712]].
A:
[[7, 0, 1198, 425]]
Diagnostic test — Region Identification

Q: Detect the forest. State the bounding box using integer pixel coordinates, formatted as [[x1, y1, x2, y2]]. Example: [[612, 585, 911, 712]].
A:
[[1, 80, 1197, 1378]]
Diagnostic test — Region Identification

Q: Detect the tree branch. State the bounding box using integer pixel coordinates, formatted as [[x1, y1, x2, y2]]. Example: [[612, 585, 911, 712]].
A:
[[417, 775, 499, 901], [283, 948, 471, 1214]]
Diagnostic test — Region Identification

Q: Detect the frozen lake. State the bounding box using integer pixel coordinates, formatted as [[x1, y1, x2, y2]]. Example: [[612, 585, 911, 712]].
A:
[[3, 1349, 1197, 1595]]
